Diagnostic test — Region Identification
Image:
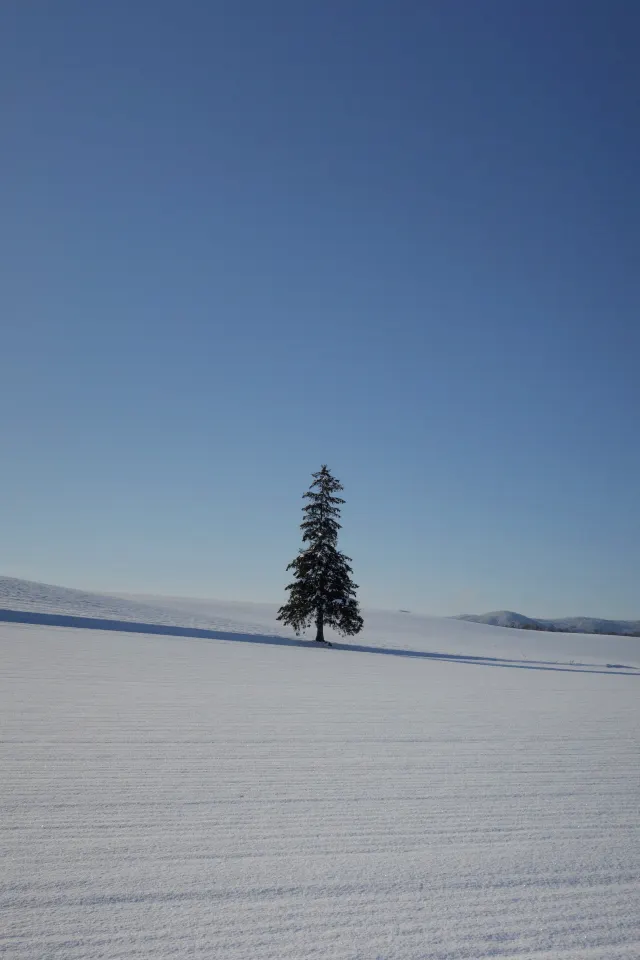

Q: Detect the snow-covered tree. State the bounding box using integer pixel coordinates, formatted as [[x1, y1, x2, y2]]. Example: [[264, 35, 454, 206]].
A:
[[277, 466, 363, 643]]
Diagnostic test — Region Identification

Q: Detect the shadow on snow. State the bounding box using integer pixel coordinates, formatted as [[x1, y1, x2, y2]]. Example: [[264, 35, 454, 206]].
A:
[[0, 608, 637, 676]]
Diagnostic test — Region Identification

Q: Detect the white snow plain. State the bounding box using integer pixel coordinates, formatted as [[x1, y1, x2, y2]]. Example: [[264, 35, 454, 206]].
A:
[[1, 578, 639, 959]]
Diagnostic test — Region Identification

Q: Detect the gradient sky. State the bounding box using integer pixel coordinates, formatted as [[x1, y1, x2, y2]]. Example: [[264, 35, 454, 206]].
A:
[[2, 1, 639, 618]]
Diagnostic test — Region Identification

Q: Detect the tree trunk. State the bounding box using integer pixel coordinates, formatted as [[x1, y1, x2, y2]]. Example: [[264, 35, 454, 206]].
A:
[[315, 609, 325, 643]]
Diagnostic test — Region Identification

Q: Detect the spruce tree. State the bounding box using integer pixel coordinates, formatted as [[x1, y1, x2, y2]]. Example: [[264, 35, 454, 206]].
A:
[[277, 466, 364, 643]]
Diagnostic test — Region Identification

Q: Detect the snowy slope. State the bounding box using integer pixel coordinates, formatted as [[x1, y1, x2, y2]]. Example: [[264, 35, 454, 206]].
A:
[[2, 606, 639, 960], [0, 576, 272, 636], [2, 576, 638, 670], [133, 594, 640, 669]]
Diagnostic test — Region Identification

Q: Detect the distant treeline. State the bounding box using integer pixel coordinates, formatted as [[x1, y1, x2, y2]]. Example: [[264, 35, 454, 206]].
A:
[[519, 622, 640, 636]]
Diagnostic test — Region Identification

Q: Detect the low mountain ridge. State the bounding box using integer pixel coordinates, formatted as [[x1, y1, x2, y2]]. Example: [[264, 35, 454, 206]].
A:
[[457, 610, 640, 637]]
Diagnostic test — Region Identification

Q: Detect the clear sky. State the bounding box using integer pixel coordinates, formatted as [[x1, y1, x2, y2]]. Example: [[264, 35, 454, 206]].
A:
[[2, 1, 639, 618]]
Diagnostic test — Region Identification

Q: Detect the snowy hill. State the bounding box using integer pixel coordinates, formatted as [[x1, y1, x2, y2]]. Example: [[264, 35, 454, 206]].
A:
[[0, 575, 271, 636], [458, 609, 640, 636], [2, 575, 639, 669], [2, 575, 639, 958], [458, 610, 539, 629]]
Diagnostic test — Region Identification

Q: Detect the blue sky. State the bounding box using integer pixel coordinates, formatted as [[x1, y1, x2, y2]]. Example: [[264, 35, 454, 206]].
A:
[[2, 1, 638, 618]]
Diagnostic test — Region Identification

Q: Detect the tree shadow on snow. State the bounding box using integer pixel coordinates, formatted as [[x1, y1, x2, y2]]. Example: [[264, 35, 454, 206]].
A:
[[0, 608, 637, 676]]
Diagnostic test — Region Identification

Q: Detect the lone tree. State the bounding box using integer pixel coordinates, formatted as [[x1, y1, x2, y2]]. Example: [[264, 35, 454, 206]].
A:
[[277, 465, 364, 644]]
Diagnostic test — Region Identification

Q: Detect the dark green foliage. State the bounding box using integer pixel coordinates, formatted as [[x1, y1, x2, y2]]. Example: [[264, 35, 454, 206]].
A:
[[277, 466, 364, 643]]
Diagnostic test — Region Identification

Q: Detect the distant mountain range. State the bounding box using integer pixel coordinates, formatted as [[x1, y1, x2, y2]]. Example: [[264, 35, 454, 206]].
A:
[[456, 611, 640, 637]]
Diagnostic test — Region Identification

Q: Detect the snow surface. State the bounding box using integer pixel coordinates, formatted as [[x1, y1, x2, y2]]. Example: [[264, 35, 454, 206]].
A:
[[1, 578, 639, 958]]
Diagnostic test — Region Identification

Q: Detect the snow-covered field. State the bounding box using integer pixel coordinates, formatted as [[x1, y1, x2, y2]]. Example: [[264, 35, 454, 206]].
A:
[[1, 578, 639, 958]]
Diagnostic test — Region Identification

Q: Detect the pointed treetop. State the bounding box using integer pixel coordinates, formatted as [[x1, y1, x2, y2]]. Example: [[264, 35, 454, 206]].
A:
[[305, 465, 345, 503]]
